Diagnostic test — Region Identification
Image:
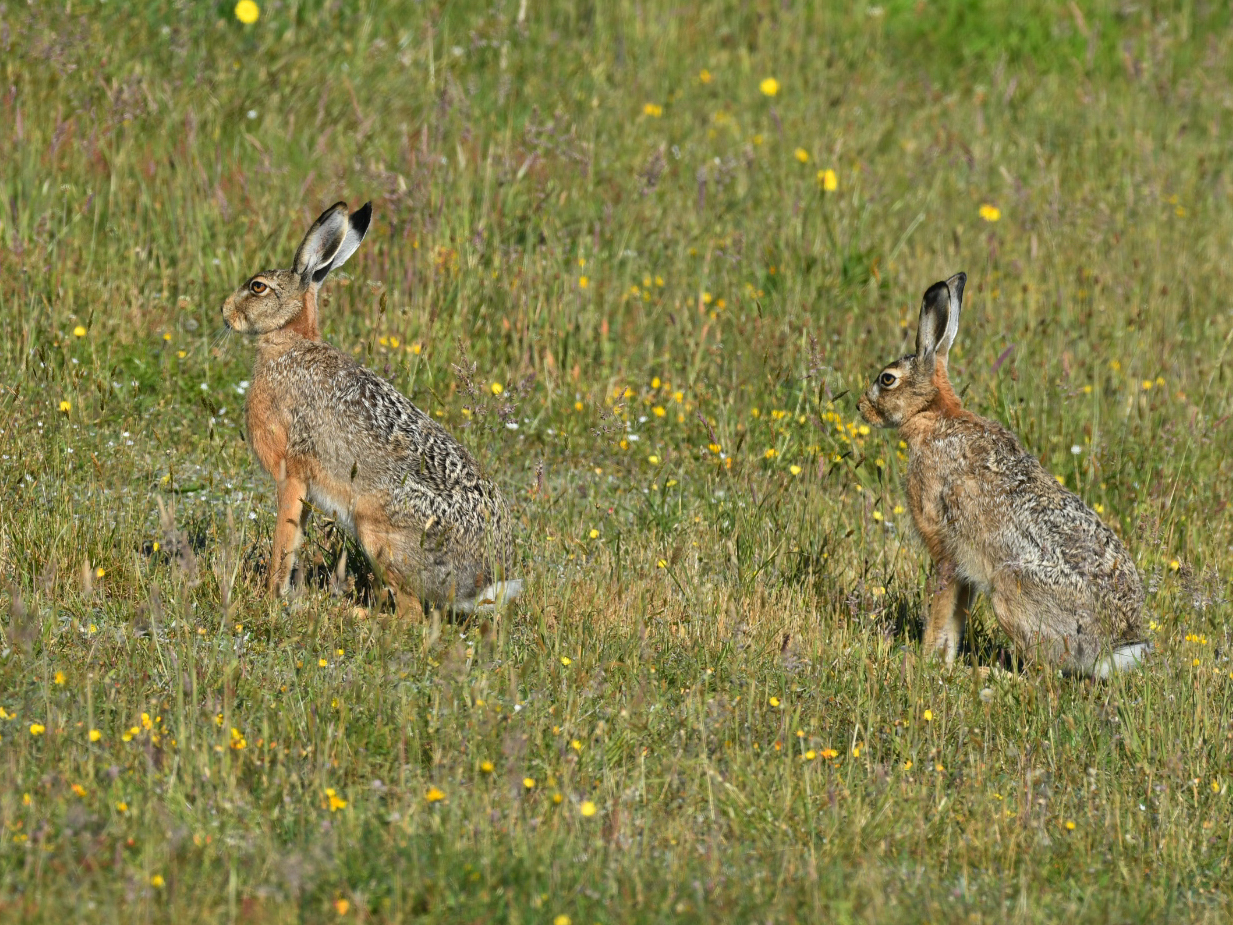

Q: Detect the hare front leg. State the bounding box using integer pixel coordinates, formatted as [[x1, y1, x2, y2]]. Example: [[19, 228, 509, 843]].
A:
[[923, 567, 974, 666], [269, 473, 308, 596]]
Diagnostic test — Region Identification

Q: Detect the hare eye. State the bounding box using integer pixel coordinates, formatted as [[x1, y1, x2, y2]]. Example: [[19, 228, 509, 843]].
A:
[[249, 280, 268, 294], [879, 372, 897, 388]]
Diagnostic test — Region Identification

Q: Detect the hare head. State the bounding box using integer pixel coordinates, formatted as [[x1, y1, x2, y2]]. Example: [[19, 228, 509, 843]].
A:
[[859, 272, 967, 429], [222, 201, 371, 338]]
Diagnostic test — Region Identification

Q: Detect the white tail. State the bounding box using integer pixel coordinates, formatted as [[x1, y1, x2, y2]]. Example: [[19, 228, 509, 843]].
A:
[[453, 579, 523, 615], [1093, 642, 1149, 679]]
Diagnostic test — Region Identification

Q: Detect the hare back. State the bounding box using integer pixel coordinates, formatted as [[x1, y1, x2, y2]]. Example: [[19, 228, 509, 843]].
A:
[[904, 413, 1144, 644], [248, 339, 513, 562]]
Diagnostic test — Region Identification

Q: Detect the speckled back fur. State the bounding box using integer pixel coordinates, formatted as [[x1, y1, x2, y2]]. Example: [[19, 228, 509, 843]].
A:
[[859, 272, 1145, 675], [222, 201, 517, 611]]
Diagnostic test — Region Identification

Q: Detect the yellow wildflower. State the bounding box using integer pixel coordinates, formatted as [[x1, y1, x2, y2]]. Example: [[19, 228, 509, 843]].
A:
[[234, 0, 259, 24], [818, 169, 838, 191], [425, 786, 445, 803], [580, 800, 597, 817], [979, 204, 1001, 222], [760, 77, 780, 97]]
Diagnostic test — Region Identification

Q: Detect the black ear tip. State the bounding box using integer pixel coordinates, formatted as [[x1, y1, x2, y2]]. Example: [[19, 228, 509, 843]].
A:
[[351, 201, 373, 235]]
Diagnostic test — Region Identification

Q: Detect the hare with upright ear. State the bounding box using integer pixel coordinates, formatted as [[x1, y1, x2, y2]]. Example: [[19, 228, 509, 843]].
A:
[[858, 273, 1146, 677], [222, 201, 520, 613]]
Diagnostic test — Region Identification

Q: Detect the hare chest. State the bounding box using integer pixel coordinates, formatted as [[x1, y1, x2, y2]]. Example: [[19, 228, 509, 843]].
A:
[[906, 466, 996, 593]]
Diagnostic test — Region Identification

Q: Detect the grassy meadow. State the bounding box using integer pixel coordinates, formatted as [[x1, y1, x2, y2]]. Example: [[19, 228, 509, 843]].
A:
[[3, 0, 1233, 920]]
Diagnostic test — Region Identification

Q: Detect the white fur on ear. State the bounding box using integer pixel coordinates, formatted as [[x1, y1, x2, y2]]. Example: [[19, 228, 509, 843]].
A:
[[293, 201, 373, 285], [935, 271, 967, 358], [323, 202, 372, 278], [294, 202, 349, 280]]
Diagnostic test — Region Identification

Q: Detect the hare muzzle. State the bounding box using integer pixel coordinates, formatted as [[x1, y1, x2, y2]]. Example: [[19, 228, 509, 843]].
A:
[[221, 294, 249, 332], [857, 392, 882, 427]]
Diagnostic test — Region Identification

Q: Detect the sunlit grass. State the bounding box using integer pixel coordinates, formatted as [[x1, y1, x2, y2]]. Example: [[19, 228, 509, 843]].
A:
[[1, 1, 1231, 922]]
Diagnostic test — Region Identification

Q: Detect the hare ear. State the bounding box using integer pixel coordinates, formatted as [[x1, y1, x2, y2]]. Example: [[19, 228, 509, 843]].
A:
[[292, 201, 372, 285], [315, 202, 371, 282], [934, 272, 965, 358], [916, 272, 966, 361]]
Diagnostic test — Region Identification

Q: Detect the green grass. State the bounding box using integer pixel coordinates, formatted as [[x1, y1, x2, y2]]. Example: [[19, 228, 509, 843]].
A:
[[2, 0, 1232, 921]]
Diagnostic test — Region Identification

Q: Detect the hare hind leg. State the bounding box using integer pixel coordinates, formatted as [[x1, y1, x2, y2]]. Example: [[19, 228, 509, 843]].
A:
[[351, 512, 424, 616], [924, 572, 975, 666]]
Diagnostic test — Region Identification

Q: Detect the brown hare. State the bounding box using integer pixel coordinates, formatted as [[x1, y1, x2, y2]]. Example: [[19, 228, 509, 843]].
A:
[[859, 272, 1146, 677], [222, 201, 520, 614]]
